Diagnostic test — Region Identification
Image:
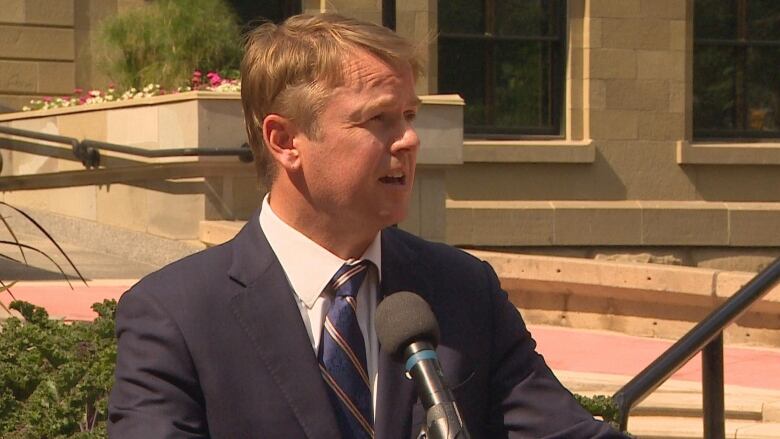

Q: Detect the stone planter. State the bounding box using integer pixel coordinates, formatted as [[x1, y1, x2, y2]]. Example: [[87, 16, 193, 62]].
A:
[[0, 92, 464, 242]]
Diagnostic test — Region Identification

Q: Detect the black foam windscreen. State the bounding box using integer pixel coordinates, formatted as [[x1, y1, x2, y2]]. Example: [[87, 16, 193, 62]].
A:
[[375, 291, 440, 360]]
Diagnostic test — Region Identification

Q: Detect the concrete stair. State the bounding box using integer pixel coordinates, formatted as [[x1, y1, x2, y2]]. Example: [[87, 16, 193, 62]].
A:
[[556, 371, 780, 438]]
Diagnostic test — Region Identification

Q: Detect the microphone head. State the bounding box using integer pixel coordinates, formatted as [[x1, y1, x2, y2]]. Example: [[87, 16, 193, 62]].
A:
[[375, 291, 440, 360]]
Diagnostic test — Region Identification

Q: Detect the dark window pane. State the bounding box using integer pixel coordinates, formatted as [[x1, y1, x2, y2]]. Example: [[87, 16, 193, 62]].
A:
[[748, 0, 780, 40], [694, 0, 780, 138], [694, 46, 736, 131], [438, 39, 487, 126], [438, 0, 565, 136], [746, 47, 780, 132], [438, 0, 484, 34], [227, 0, 300, 26], [494, 41, 550, 129], [496, 0, 560, 37], [694, 0, 736, 39]]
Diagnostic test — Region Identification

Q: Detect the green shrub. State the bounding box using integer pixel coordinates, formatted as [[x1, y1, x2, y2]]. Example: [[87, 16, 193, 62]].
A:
[[575, 393, 623, 431], [98, 0, 243, 89], [0, 301, 116, 438]]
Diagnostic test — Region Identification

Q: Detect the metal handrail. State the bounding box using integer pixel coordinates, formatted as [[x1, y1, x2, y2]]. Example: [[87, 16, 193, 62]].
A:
[[612, 257, 780, 436], [0, 125, 253, 169]]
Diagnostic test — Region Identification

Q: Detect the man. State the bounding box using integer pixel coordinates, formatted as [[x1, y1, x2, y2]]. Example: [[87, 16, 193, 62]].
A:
[[108, 13, 626, 438]]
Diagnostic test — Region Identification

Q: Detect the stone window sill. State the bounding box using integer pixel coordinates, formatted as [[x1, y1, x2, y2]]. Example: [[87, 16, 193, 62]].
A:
[[462, 139, 594, 163], [677, 140, 780, 165]]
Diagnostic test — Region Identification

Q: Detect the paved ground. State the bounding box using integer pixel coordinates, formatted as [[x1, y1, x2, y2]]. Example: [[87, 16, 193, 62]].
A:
[[1, 232, 159, 281], [3, 277, 780, 391], [3, 226, 779, 391]]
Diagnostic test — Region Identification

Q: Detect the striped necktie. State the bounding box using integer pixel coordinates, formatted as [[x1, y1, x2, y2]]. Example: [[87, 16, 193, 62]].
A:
[[318, 260, 374, 439]]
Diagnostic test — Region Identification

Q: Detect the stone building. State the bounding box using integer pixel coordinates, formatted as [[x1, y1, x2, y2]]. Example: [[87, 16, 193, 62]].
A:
[[1, 0, 779, 272]]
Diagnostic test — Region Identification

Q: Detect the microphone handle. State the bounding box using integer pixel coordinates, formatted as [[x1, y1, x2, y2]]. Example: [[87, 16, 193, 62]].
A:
[[404, 342, 471, 439]]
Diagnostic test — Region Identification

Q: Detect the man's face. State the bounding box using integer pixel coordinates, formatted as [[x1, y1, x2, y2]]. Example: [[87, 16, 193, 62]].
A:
[[294, 50, 420, 235]]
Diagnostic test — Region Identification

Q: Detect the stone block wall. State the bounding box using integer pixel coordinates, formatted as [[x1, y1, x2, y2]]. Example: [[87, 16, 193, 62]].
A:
[[0, 0, 75, 112], [445, 0, 780, 271], [0, 0, 146, 113]]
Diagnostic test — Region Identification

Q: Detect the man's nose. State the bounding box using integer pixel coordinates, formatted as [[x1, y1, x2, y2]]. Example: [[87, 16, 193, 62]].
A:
[[390, 121, 420, 154]]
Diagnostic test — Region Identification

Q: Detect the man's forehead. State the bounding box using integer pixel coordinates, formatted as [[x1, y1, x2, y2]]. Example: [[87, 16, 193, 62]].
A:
[[360, 94, 422, 111], [341, 49, 414, 87]]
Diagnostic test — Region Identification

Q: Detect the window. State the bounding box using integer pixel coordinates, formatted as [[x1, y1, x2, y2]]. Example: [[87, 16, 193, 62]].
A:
[[228, 0, 301, 26], [437, 0, 567, 138], [694, 0, 780, 139]]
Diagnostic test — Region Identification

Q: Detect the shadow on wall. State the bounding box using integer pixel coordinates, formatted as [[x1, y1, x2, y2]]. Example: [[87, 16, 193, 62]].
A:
[[446, 148, 627, 201]]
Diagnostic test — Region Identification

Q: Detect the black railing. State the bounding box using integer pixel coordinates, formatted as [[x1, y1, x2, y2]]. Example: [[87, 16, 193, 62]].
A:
[[612, 257, 780, 437], [0, 125, 253, 170]]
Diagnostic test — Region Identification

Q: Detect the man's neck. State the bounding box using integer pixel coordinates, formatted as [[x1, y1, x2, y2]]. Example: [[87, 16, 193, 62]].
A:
[[267, 190, 378, 260]]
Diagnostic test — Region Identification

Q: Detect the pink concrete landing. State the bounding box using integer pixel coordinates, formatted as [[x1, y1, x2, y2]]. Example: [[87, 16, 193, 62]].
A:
[[530, 324, 780, 391], [3, 281, 779, 391], [1, 280, 131, 321]]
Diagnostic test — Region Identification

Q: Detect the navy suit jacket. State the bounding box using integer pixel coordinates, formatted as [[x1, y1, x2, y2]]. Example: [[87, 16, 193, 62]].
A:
[[108, 218, 625, 438]]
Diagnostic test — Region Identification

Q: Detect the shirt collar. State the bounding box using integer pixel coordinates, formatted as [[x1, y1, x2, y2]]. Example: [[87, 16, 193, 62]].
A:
[[259, 194, 382, 308]]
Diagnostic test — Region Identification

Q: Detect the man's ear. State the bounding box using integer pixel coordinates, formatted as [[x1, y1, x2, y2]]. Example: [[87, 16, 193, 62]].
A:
[[262, 114, 301, 171]]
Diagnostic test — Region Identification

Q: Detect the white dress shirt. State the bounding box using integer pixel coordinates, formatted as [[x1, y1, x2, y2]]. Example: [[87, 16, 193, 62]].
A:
[[258, 195, 381, 414]]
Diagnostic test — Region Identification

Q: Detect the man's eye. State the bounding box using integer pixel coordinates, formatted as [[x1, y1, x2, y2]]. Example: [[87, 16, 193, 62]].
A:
[[370, 113, 385, 122], [404, 112, 417, 122]]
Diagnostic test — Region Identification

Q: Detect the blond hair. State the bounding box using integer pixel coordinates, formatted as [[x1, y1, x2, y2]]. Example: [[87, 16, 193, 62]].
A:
[[241, 13, 423, 187]]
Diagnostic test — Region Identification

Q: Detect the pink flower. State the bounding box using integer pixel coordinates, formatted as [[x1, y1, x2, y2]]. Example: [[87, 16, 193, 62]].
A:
[[206, 72, 222, 87], [43, 96, 51, 102], [73, 88, 83, 95]]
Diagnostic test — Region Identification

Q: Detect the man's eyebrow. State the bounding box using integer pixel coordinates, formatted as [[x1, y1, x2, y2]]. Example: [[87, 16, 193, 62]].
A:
[[348, 95, 422, 121]]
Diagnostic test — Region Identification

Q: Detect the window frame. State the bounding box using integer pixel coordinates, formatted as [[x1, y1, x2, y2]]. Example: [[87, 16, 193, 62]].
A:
[[437, 0, 568, 140], [693, 0, 780, 140]]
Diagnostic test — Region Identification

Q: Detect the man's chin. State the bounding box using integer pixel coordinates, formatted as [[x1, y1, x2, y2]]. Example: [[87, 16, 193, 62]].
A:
[[378, 209, 409, 229]]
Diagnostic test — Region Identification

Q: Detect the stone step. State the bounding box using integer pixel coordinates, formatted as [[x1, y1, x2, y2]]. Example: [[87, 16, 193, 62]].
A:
[[626, 417, 780, 439], [561, 372, 780, 437]]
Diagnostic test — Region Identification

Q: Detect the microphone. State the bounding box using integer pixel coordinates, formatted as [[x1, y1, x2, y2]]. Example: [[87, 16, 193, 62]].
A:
[[376, 291, 471, 439]]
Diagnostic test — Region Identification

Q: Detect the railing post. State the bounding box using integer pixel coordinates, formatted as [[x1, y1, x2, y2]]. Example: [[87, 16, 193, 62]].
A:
[[702, 333, 725, 439]]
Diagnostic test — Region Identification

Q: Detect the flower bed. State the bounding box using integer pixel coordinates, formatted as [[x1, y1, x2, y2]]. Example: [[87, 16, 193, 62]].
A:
[[22, 71, 240, 112]]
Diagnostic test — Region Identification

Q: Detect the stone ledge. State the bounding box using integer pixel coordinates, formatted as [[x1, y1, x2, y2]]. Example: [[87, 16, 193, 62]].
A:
[[447, 200, 780, 247], [199, 220, 245, 246], [677, 140, 780, 165], [469, 250, 780, 323], [764, 401, 780, 422], [0, 91, 242, 122], [462, 139, 595, 163]]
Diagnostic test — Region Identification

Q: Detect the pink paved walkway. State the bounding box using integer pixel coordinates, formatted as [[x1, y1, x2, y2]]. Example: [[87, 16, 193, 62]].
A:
[[530, 324, 780, 391], [3, 281, 779, 390], [1, 280, 130, 321]]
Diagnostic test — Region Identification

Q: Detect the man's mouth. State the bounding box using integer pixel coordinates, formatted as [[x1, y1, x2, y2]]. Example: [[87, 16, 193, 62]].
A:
[[379, 172, 406, 185]]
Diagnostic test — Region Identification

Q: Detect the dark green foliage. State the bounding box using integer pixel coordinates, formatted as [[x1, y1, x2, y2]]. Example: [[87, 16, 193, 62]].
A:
[[574, 393, 622, 431], [97, 0, 243, 89], [0, 300, 117, 438]]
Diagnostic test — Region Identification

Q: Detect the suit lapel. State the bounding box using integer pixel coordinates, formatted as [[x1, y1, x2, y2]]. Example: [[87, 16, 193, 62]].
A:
[[226, 215, 341, 439], [376, 229, 433, 439]]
